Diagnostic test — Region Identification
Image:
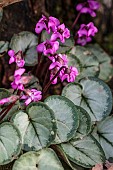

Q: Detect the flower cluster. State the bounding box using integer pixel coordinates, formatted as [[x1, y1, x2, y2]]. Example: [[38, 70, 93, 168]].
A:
[[76, 0, 100, 17], [75, 0, 99, 46], [0, 50, 42, 106], [36, 15, 78, 84]]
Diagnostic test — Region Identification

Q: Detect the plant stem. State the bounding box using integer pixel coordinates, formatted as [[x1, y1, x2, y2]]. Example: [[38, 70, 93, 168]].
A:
[[35, 32, 43, 77], [72, 12, 81, 29], [0, 100, 17, 122], [43, 66, 66, 94], [0, 90, 21, 122]]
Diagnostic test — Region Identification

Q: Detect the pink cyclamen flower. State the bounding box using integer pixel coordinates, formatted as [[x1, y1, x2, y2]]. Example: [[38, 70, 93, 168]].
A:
[[11, 68, 25, 90], [37, 40, 59, 55], [49, 54, 68, 70], [8, 50, 25, 67], [0, 95, 19, 105], [60, 66, 79, 82], [35, 15, 60, 34], [76, 0, 100, 17], [77, 22, 98, 46], [21, 89, 42, 105], [51, 24, 70, 43]]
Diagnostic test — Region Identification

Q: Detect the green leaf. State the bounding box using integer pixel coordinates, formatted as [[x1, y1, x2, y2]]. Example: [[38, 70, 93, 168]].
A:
[[0, 41, 9, 54], [69, 46, 100, 80], [61, 135, 105, 168], [12, 102, 57, 151], [62, 77, 112, 121], [0, 88, 11, 100], [93, 116, 113, 159], [75, 106, 91, 139], [44, 95, 79, 144], [10, 31, 38, 66], [0, 122, 22, 165], [12, 148, 64, 170], [86, 44, 113, 82]]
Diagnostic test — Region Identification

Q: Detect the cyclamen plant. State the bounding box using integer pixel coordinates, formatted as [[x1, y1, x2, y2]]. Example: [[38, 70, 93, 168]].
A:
[[0, 1, 113, 170]]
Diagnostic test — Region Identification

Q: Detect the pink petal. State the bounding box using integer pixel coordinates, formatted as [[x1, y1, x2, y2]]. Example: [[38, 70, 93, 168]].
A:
[[76, 3, 84, 11], [51, 33, 59, 41], [9, 56, 15, 64], [14, 68, 25, 76], [37, 43, 44, 53], [8, 50, 15, 57], [25, 97, 32, 105], [0, 98, 9, 105]]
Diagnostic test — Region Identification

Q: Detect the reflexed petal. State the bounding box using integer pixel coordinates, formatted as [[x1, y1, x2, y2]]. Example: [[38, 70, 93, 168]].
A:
[[81, 7, 90, 13], [76, 3, 84, 11], [51, 33, 59, 41], [9, 56, 15, 64], [0, 98, 9, 105], [17, 59, 25, 67], [49, 62, 61, 70], [78, 29, 88, 37], [37, 43, 44, 53], [88, 0, 100, 10], [35, 22, 46, 34], [25, 97, 32, 105], [14, 68, 25, 76], [8, 50, 15, 57], [53, 41, 59, 51]]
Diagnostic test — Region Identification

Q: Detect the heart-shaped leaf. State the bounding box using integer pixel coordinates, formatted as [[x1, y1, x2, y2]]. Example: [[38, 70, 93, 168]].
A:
[[0, 122, 22, 165], [62, 77, 112, 121], [75, 106, 91, 139], [61, 135, 105, 168], [44, 95, 79, 144], [69, 46, 100, 80], [10, 31, 38, 66], [92, 116, 113, 159], [12, 148, 64, 170], [12, 102, 57, 151], [86, 44, 113, 82]]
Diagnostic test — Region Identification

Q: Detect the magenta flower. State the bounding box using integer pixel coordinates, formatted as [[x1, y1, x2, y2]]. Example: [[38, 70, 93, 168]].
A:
[[8, 50, 25, 68], [49, 54, 68, 70], [21, 89, 42, 105], [37, 40, 59, 55], [35, 15, 60, 34], [60, 66, 79, 82], [76, 0, 100, 17], [77, 22, 98, 46], [0, 95, 19, 105], [78, 22, 98, 37], [11, 68, 25, 90], [51, 24, 70, 43]]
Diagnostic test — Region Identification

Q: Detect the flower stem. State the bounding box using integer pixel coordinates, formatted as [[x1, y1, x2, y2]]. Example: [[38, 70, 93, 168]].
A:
[[0, 100, 17, 122], [43, 66, 66, 94], [0, 90, 21, 122], [72, 12, 81, 29]]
